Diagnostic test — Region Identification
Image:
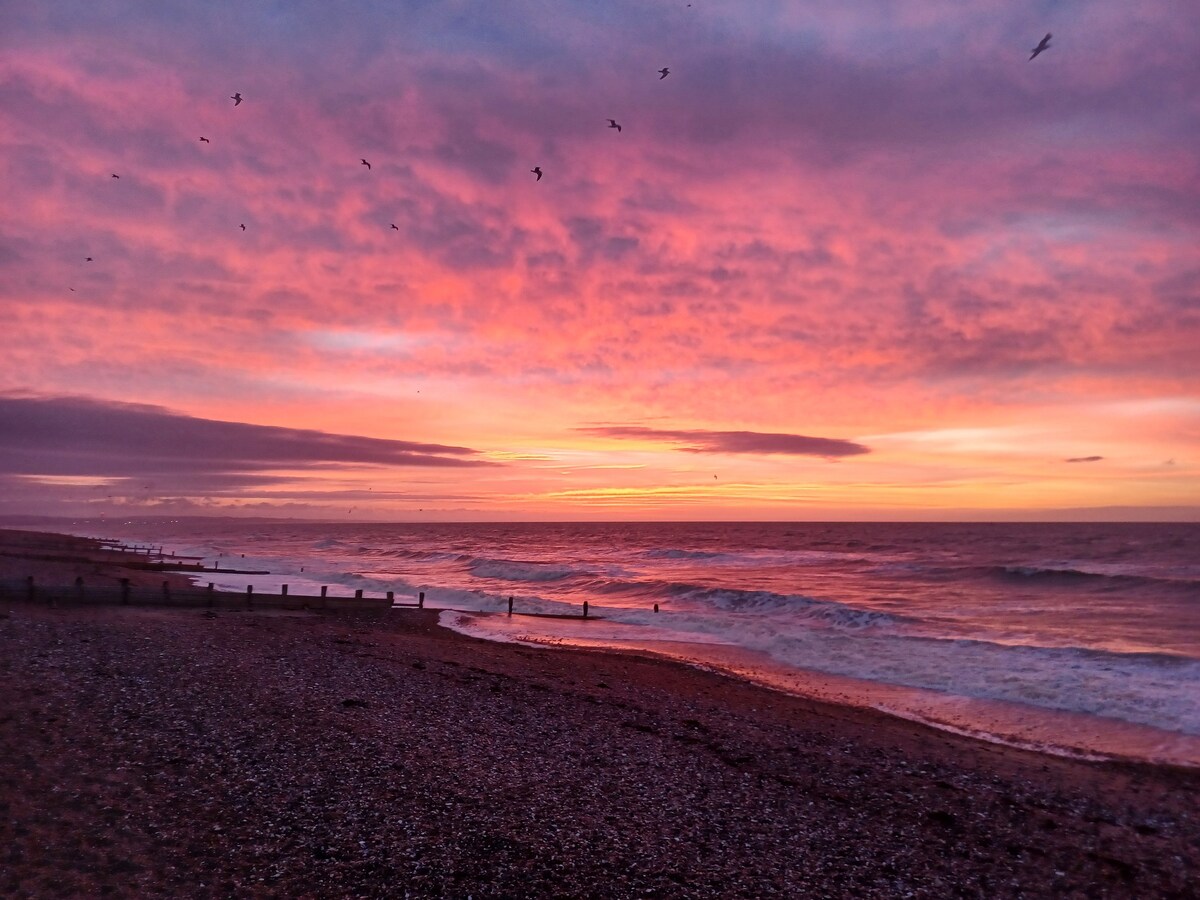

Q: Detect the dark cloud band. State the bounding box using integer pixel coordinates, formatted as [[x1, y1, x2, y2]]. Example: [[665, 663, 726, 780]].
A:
[[0, 393, 494, 483], [580, 425, 869, 457]]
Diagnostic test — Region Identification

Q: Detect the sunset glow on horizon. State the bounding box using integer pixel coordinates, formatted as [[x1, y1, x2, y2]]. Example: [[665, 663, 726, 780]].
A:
[[2, 1, 1197, 521]]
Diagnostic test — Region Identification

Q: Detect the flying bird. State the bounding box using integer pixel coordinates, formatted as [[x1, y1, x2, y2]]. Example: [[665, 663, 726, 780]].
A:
[[230, 92, 243, 106], [531, 166, 543, 181], [111, 174, 119, 179], [361, 158, 371, 170], [1029, 33, 1052, 60], [607, 118, 622, 132], [658, 67, 670, 79], [239, 224, 246, 231], [390, 224, 399, 230], [199, 136, 210, 143], [85, 257, 93, 262]]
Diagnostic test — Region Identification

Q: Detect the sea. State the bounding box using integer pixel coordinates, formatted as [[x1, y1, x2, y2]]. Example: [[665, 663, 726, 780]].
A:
[[77, 520, 1200, 767]]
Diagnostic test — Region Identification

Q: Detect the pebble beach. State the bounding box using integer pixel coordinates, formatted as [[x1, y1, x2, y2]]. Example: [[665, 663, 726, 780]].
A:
[[1, 530, 1197, 897]]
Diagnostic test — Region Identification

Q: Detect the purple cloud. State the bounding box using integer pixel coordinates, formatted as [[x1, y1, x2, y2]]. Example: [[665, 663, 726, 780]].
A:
[[581, 425, 869, 457], [0, 393, 495, 482]]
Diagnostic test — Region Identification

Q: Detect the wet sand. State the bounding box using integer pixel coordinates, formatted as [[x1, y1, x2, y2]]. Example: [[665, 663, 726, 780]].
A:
[[1, 529, 1197, 897]]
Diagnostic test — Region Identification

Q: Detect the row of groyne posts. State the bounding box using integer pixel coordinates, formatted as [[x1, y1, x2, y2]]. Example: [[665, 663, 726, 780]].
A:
[[9, 577, 665, 619], [12, 576, 403, 613]]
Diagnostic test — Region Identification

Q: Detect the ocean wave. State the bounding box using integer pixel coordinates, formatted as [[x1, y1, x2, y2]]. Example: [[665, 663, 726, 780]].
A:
[[311, 538, 361, 551], [662, 583, 911, 630], [645, 548, 725, 560], [761, 630, 1200, 736], [468, 558, 583, 582], [376, 548, 470, 563], [878, 560, 1200, 591], [986, 564, 1200, 590], [645, 548, 867, 567]]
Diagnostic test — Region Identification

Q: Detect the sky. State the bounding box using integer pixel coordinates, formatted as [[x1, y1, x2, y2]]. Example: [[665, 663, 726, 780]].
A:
[[1, 0, 1198, 521]]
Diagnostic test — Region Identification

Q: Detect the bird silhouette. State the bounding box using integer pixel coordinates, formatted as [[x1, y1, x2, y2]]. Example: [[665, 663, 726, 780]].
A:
[[1029, 33, 1051, 60], [199, 136, 210, 143], [658, 67, 670, 79], [361, 158, 371, 170], [390, 224, 399, 230], [230, 92, 243, 106], [85, 257, 93, 262], [111, 174, 119, 179], [531, 166, 543, 181], [607, 118, 622, 132], [239, 224, 246, 231]]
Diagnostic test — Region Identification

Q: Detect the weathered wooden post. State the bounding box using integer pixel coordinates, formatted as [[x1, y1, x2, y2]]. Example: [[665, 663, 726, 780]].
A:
[[386, 591, 394, 602], [162, 580, 170, 602], [207, 583, 215, 606], [120, 578, 130, 605], [246, 584, 254, 608], [26, 575, 34, 603], [281, 584, 289, 596], [418, 591, 425, 609], [508, 595, 514, 616], [320, 586, 328, 598], [583, 600, 589, 619], [653, 603, 659, 613], [355, 589, 364, 600]]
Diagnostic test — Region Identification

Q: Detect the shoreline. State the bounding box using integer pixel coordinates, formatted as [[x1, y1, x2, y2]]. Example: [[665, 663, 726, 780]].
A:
[[3, 527, 1198, 894], [8, 527, 1199, 769]]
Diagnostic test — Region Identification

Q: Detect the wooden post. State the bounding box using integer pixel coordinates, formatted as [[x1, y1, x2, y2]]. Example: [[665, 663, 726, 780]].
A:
[[162, 581, 170, 602], [26, 575, 34, 603], [75, 576, 85, 602], [281, 584, 289, 596], [320, 586, 328, 598], [214, 561, 219, 570], [583, 600, 589, 619], [653, 603, 659, 613], [120, 578, 130, 605], [386, 591, 394, 602], [207, 583, 215, 606], [246, 584, 254, 608], [508, 595, 514, 616], [355, 589, 363, 600], [418, 591, 425, 609]]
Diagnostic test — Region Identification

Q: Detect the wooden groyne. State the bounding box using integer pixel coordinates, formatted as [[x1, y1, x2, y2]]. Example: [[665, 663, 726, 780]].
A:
[[3, 580, 604, 620], [3, 577, 394, 614]]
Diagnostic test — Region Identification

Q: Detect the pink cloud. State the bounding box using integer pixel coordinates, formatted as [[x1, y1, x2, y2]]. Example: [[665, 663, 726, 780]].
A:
[[1, 1, 1197, 516]]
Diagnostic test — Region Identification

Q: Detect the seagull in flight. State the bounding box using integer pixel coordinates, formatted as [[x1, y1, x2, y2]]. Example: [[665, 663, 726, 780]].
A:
[[361, 158, 371, 170], [230, 92, 243, 106], [658, 67, 670, 79], [1029, 33, 1052, 60], [607, 118, 622, 132], [111, 174, 120, 179], [199, 136, 210, 143], [239, 224, 246, 231], [531, 166, 543, 181], [85, 257, 93, 262], [390, 224, 399, 230]]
